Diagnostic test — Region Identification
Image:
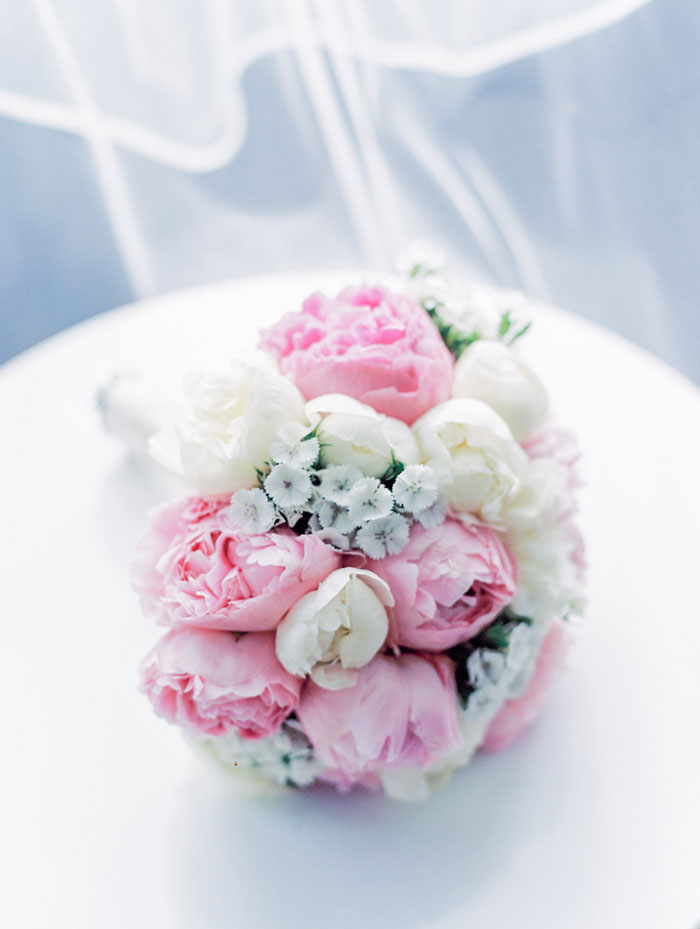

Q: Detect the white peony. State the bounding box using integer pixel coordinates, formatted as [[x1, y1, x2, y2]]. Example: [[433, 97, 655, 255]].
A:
[[149, 361, 307, 496], [508, 521, 582, 623], [452, 340, 548, 442], [412, 397, 527, 521], [307, 394, 419, 477], [275, 568, 393, 689]]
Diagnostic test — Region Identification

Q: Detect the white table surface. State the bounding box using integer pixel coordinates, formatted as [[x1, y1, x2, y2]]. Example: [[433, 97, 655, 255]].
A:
[[2, 273, 699, 929]]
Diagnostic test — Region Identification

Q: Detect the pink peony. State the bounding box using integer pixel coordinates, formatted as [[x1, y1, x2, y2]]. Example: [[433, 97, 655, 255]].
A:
[[132, 496, 341, 631], [140, 627, 301, 739], [260, 285, 454, 424], [524, 421, 582, 493], [366, 518, 517, 651], [297, 652, 462, 789], [482, 619, 570, 752]]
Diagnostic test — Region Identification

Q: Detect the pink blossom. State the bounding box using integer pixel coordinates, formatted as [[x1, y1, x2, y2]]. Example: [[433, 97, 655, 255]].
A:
[[524, 421, 582, 493], [482, 619, 570, 752], [366, 518, 517, 651], [260, 285, 453, 424], [132, 496, 340, 631], [297, 652, 462, 789], [140, 628, 301, 739]]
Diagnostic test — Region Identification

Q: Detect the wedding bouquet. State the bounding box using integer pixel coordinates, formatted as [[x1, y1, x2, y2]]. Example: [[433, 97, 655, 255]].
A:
[[118, 248, 584, 801]]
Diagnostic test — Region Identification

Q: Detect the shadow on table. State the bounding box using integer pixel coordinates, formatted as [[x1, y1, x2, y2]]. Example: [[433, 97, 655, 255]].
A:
[[172, 724, 573, 929]]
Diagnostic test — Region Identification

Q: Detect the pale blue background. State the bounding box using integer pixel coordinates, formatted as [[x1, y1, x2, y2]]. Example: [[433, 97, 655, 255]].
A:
[[1, 0, 699, 383]]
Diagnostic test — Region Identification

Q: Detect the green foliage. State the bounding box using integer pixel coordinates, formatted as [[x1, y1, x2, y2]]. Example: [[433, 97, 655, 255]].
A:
[[379, 452, 405, 488], [422, 298, 533, 359], [499, 310, 532, 345], [423, 301, 482, 359]]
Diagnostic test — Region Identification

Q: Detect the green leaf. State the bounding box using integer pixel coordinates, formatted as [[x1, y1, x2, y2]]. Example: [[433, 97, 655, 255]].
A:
[[379, 452, 406, 488], [498, 310, 513, 337], [424, 303, 481, 359], [508, 321, 531, 345]]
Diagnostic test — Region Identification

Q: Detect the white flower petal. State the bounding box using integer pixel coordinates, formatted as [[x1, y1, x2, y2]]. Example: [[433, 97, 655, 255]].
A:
[[264, 463, 312, 508], [452, 340, 548, 442], [347, 477, 394, 524], [224, 488, 277, 534], [392, 464, 439, 513], [355, 513, 410, 558], [318, 465, 363, 505], [275, 568, 391, 681]]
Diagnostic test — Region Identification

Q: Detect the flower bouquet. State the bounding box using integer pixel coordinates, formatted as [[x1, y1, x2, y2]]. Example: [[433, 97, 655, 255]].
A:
[[115, 249, 584, 801]]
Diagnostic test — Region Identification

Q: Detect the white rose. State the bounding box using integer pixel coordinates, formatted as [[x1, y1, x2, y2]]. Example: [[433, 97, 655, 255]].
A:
[[149, 361, 307, 495], [306, 394, 419, 477], [275, 568, 393, 689], [412, 397, 527, 521], [452, 340, 548, 442]]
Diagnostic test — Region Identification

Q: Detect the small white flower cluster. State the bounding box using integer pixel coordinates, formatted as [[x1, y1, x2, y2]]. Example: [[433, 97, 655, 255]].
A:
[[397, 241, 532, 354], [225, 427, 446, 558], [193, 719, 322, 789], [455, 619, 543, 763]]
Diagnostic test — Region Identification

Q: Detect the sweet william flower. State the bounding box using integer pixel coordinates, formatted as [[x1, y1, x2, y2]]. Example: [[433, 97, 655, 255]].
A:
[[264, 462, 313, 509], [131, 497, 340, 631], [275, 568, 393, 688], [412, 397, 527, 522], [148, 361, 307, 496], [392, 464, 439, 513], [355, 513, 410, 559], [260, 285, 454, 423], [452, 340, 548, 442], [307, 394, 419, 478], [346, 477, 394, 524], [318, 465, 363, 505], [224, 488, 277, 534], [140, 628, 301, 739], [268, 422, 320, 469]]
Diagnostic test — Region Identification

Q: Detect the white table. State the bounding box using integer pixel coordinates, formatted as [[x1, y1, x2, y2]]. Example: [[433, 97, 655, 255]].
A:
[[2, 273, 699, 929]]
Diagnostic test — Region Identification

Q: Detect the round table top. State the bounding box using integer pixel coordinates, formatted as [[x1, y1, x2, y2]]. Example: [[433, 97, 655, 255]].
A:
[[2, 272, 699, 929]]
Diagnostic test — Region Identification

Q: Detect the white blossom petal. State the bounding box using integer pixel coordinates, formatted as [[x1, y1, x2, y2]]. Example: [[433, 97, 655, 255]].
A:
[[355, 513, 410, 558], [318, 465, 363, 505], [264, 463, 312, 508], [269, 423, 320, 468], [223, 488, 277, 534], [347, 477, 394, 524], [392, 464, 439, 513]]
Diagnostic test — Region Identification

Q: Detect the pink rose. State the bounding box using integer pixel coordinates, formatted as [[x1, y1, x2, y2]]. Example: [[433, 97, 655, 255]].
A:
[[297, 652, 462, 789], [140, 627, 301, 739], [260, 285, 453, 424], [132, 496, 341, 630], [366, 518, 517, 651], [482, 619, 570, 752]]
